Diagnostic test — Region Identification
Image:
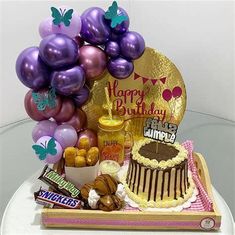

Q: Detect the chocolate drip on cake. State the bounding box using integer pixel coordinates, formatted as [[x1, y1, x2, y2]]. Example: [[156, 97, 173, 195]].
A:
[[180, 168, 183, 197], [137, 164, 141, 195], [167, 169, 171, 197], [132, 161, 137, 192], [143, 168, 148, 193], [154, 170, 159, 201], [148, 169, 154, 201], [174, 168, 178, 199]]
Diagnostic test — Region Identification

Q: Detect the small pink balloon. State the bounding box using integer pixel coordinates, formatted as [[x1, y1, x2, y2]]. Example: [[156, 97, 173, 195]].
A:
[[34, 136, 63, 164], [172, 86, 182, 98], [32, 120, 58, 142], [24, 90, 46, 121], [79, 45, 107, 80], [54, 124, 78, 149], [62, 108, 87, 132], [77, 129, 98, 148], [39, 17, 54, 38], [162, 89, 172, 102], [53, 97, 75, 122]]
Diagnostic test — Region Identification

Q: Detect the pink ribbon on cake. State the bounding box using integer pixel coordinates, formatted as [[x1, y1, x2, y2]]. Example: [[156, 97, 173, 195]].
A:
[[182, 141, 213, 211]]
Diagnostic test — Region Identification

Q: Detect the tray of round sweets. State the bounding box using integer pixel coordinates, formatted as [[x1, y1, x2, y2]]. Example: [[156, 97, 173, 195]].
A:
[[41, 152, 221, 231]]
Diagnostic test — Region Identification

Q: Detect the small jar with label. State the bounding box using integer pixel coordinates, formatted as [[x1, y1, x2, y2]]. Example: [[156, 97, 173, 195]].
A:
[[98, 115, 132, 166]]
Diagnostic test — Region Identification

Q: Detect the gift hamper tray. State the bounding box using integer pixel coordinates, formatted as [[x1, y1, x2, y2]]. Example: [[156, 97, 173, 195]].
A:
[[41, 152, 221, 231]]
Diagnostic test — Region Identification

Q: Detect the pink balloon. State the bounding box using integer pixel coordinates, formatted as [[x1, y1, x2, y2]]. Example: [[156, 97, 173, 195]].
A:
[[24, 90, 46, 121], [172, 86, 182, 98], [77, 129, 98, 148], [79, 45, 107, 80], [53, 97, 75, 122], [162, 89, 172, 102], [62, 108, 87, 132], [54, 124, 78, 149], [39, 89, 62, 118], [34, 136, 63, 164], [32, 120, 58, 142], [39, 17, 54, 38]]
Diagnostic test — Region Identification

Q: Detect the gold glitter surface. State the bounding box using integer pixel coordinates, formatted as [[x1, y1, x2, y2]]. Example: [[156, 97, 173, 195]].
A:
[[82, 47, 186, 138]]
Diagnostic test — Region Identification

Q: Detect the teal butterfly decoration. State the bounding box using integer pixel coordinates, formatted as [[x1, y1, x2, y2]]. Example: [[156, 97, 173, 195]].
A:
[[32, 88, 56, 111], [51, 7, 73, 27], [32, 138, 57, 160], [104, 1, 128, 28]]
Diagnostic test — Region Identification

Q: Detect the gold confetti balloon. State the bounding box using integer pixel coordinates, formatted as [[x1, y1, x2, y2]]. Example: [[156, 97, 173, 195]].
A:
[[82, 47, 186, 139]]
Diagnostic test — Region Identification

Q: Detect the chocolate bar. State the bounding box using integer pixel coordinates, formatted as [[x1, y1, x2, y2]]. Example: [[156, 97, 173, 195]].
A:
[[34, 188, 83, 209], [38, 165, 80, 198]]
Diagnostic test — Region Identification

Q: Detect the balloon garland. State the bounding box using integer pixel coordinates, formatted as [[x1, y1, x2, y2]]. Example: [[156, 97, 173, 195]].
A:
[[15, 1, 145, 163]]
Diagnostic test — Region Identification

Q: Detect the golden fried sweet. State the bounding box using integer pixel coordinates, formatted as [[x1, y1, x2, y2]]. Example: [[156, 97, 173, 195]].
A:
[[94, 174, 118, 195], [75, 155, 86, 167], [80, 182, 95, 200], [86, 147, 99, 166], [78, 137, 90, 150], [64, 147, 78, 167], [77, 149, 87, 157], [98, 195, 122, 211]]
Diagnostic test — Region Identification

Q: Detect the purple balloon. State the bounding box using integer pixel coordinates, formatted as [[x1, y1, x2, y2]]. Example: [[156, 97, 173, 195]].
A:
[[107, 57, 134, 79], [120, 31, 145, 60], [39, 34, 79, 69], [51, 66, 85, 96], [72, 85, 90, 107], [32, 120, 58, 142], [80, 7, 110, 45], [111, 7, 129, 34], [109, 32, 121, 41], [54, 124, 78, 149], [16, 47, 50, 90], [105, 41, 120, 58], [34, 136, 63, 164]]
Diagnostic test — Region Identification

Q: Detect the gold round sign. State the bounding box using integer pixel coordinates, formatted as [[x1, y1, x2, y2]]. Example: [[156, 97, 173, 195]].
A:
[[82, 47, 186, 138]]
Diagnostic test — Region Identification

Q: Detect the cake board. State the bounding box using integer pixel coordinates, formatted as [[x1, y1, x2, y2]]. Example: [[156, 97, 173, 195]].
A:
[[41, 153, 221, 231]]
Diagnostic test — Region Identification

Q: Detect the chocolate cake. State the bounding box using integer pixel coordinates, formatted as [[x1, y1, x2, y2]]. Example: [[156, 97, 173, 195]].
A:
[[124, 139, 195, 208]]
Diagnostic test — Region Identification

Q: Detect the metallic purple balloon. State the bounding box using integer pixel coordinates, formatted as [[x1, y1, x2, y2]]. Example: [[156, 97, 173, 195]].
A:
[[107, 57, 134, 79], [72, 85, 90, 107], [53, 97, 75, 122], [32, 120, 58, 142], [51, 66, 85, 96], [80, 7, 110, 45], [16, 47, 50, 90], [79, 45, 107, 80], [109, 32, 121, 41], [111, 7, 129, 34], [54, 124, 78, 149], [105, 41, 120, 58], [39, 34, 79, 69], [119, 31, 145, 60]]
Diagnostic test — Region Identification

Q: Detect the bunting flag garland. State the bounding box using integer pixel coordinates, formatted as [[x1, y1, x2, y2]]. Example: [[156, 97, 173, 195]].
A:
[[133, 72, 167, 85]]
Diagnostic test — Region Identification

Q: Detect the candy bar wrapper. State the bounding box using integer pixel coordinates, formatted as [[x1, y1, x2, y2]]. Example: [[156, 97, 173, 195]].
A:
[[34, 188, 84, 209], [65, 162, 99, 188], [38, 165, 81, 198]]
